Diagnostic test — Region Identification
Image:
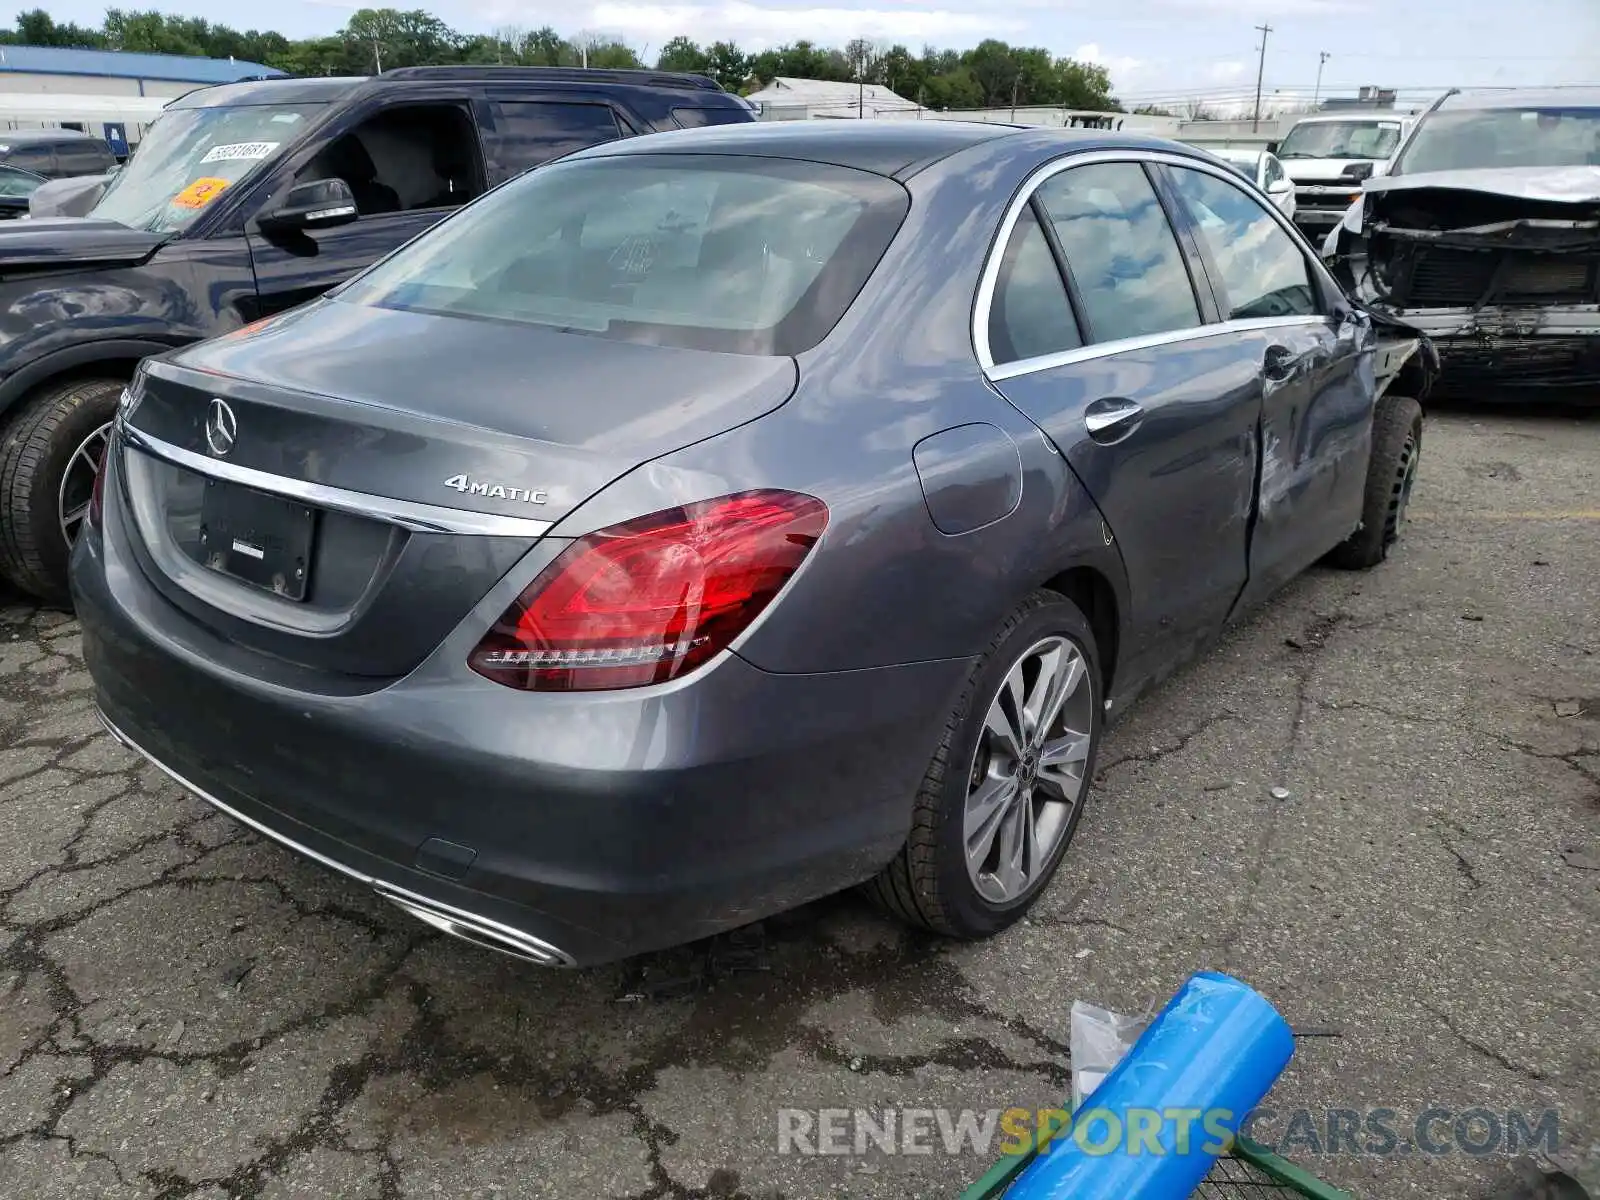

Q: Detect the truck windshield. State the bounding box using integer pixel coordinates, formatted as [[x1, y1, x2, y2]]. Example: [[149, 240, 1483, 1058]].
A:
[[1277, 120, 1402, 160], [1393, 107, 1600, 175], [91, 103, 323, 233]]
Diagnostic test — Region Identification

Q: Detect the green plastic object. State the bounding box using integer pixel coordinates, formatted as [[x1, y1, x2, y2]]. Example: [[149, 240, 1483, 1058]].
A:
[[959, 1117, 1354, 1200]]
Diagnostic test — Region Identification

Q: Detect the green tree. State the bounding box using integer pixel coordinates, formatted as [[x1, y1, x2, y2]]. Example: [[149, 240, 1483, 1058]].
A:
[[703, 41, 747, 89], [3, 9, 106, 47], [657, 35, 708, 74]]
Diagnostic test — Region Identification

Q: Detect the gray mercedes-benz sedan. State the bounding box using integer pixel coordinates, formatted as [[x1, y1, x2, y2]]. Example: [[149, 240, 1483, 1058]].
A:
[[72, 121, 1430, 967]]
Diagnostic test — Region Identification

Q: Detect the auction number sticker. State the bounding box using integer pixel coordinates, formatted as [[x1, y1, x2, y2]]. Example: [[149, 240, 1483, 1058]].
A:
[[199, 141, 279, 164], [171, 177, 233, 209]]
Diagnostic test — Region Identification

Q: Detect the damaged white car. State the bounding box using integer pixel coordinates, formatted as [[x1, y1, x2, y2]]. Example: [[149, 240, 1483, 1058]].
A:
[[1323, 87, 1600, 400]]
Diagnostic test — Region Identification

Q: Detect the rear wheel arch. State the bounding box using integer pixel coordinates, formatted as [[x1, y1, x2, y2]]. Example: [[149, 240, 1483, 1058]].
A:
[[1040, 565, 1119, 698]]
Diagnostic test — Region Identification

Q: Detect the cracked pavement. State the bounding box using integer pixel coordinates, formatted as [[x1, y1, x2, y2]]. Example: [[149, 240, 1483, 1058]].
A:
[[2, 408, 1598, 1199]]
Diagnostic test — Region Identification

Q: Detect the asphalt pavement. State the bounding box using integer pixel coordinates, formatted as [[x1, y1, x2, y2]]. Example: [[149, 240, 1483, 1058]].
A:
[[1, 407, 1597, 1199]]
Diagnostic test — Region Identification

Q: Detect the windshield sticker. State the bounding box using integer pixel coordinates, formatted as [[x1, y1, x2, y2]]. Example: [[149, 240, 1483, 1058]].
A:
[[199, 141, 279, 164], [270, 114, 303, 125], [171, 177, 233, 209]]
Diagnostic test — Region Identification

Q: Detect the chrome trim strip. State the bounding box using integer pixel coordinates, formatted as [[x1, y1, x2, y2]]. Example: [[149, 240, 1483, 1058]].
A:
[[120, 425, 556, 539], [973, 147, 1335, 380], [95, 707, 575, 967], [983, 316, 1330, 383]]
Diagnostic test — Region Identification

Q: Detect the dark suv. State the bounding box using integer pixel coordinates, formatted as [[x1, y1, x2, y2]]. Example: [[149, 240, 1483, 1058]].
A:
[[0, 129, 120, 180], [0, 66, 754, 603]]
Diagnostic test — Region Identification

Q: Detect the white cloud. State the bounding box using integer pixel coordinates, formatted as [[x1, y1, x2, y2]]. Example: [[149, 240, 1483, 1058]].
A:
[[1207, 60, 1247, 81], [1074, 41, 1143, 83], [471, 2, 1027, 48]]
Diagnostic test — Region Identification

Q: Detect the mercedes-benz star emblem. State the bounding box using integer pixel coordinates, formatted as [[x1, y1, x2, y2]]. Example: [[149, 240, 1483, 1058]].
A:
[[205, 398, 237, 457]]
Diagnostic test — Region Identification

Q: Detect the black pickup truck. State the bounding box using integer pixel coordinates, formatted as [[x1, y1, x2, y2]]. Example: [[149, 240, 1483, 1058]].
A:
[[0, 66, 754, 603]]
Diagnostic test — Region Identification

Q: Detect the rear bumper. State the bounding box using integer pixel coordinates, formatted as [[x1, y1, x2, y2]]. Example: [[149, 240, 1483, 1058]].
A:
[[72, 481, 970, 966]]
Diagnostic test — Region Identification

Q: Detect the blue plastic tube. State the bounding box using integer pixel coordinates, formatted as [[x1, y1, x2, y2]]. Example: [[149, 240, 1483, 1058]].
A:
[[1005, 971, 1295, 1200]]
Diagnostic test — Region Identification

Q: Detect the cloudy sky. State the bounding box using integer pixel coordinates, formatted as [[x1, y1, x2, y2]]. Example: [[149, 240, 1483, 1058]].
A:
[[39, 0, 1600, 102]]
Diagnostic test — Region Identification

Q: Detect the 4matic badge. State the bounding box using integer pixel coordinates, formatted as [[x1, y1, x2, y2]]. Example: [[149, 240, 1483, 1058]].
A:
[[443, 475, 549, 504]]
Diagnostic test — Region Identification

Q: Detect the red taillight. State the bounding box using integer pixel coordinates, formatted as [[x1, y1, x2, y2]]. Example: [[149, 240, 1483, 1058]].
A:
[[469, 490, 828, 692], [88, 449, 108, 529]]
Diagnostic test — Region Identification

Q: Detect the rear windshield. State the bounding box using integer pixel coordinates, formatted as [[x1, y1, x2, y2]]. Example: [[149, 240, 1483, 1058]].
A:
[[1393, 106, 1600, 175], [336, 153, 909, 356]]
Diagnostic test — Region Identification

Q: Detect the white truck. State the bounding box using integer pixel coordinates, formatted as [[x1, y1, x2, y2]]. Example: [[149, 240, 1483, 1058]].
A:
[[1274, 111, 1413, 240]]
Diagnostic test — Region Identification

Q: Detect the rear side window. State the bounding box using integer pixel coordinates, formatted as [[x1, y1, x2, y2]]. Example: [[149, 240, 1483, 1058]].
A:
[[1164, 166, 1318, 321], [338, 154, 910, 356], [672, 106, 749, 129], [492, 101, 622, 172], [987, 206, 1082, 365], [1033, 162, 1201, 343]]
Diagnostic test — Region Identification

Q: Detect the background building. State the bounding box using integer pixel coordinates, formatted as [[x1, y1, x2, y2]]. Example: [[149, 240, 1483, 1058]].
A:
[[0, 44, 283, 152], [0, 44, 283, 97]]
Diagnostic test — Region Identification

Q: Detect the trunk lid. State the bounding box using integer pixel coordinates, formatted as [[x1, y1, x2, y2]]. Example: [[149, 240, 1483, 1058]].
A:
[[117, 298, 799, 678]]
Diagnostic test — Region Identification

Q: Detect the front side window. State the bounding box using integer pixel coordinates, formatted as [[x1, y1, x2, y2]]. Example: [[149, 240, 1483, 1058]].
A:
[[1394, 106, 1600, 174], [1033, 162, 1201, 343], [1, 144, 53, 175], [493, 102, 622, 173], [1165, 166, 1317, 321], [336, 154, 909, 356], [90, 102, 323, 232], [986, 206, 1081, 365], [1277, 120, 1403, 162]]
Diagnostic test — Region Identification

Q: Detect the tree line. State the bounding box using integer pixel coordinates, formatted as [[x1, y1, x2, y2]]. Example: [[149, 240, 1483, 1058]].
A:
[[0, 8, 1121, 111]]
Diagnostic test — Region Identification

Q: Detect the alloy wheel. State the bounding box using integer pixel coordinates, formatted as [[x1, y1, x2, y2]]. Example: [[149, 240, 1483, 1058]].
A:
[[59, 420, 111, 548], [963, 635, 1095, 905]]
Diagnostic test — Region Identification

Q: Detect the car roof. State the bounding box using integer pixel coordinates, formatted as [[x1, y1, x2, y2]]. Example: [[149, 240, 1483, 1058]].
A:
[[169, 77, 366, 108], [0, 129, 102, 145], [568, 120, 1170, 179], [1442, 86, 1600, 111], [1292, 112, 1407, 125], [170, 66, 742, 111]]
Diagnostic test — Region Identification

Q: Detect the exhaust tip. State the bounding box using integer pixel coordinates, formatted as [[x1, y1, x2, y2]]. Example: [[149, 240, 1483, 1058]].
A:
[[376, 887, 574, 967]]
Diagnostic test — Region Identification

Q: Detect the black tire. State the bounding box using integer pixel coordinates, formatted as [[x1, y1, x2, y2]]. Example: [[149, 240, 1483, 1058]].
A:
[[1324, 393, 1424, 571], [867, 589, 1103, 939], [0, 377, 124, 606]]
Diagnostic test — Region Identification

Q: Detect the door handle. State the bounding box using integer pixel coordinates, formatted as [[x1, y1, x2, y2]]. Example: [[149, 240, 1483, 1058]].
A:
[[1264, 343, 1301, 382], [1084, 396, 1144, 444]]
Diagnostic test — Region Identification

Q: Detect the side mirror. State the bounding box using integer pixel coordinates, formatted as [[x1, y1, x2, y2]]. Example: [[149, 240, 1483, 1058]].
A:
[[1267, 178, 1293, 195], [1264, 140, 1280, 155], [259, 178, 358, 233]]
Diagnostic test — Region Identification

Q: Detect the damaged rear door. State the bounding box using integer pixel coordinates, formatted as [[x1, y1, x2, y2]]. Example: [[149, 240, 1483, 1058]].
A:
[[1159, 162, 1375, 606], [982, 158, 1261, 688]]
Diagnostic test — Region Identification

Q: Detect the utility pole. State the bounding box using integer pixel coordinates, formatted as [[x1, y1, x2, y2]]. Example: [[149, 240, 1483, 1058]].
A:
[[371, 38, 382, 74], [1251, 22, 1272, 132], [858, 66, 864, 118], [1011, 74, 1020, 122], [1313, 51, 1330, 108]]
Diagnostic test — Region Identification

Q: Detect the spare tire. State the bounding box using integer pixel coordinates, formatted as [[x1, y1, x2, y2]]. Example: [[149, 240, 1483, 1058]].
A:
[[0, 377, 123, 607]]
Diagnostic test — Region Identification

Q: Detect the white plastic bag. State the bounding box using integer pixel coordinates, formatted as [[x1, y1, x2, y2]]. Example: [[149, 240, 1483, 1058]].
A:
[[1069, 1000, 1150, 1113]]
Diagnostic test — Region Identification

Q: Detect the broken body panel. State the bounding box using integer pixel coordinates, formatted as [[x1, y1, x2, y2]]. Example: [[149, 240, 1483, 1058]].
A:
[[1325, 167, 1600, 398]]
